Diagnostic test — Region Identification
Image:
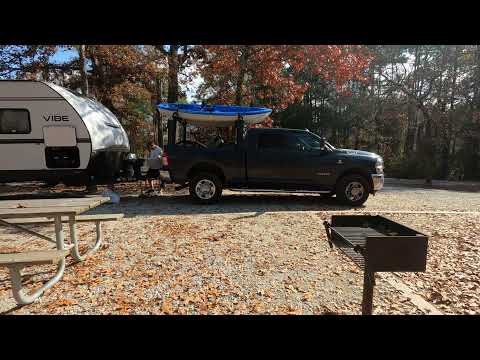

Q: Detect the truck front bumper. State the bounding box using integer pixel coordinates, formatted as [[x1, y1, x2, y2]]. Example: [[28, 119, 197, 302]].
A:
[[371, 173, 384, 192]]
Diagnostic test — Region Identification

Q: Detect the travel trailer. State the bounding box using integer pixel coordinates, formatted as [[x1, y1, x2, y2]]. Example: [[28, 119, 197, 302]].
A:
[[0, 80, 130, 186]]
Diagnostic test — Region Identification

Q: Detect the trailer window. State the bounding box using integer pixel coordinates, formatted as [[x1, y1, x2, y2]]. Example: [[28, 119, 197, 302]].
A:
[[0, 109, 31, 134]]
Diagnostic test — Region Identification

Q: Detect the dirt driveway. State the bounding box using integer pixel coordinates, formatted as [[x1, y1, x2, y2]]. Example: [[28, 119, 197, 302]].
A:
[[1, 181, 479, 315]]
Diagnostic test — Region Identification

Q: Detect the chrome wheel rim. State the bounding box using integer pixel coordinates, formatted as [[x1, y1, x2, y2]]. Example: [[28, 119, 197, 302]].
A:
[[195, 179, 216, 200], [345, 181, 365, 202]]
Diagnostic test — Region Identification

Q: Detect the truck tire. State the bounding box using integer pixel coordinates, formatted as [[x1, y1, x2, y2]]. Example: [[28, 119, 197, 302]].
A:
[[336, 174, 370, 206], [189, 172, 223, 204]]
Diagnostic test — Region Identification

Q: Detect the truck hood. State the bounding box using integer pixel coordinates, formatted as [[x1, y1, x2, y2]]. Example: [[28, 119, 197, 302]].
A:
[[334, 148, 381, 159]]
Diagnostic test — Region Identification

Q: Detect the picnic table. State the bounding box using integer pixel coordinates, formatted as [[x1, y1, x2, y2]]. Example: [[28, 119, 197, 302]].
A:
[[0, 196, 123, 305]]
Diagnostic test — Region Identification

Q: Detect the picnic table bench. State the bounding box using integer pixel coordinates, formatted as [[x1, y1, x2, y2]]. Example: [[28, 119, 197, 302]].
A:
[[0, 196, 124, 305]]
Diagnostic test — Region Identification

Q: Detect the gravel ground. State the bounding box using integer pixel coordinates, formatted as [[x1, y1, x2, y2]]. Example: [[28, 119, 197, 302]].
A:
[[0, 180, 479, 315]]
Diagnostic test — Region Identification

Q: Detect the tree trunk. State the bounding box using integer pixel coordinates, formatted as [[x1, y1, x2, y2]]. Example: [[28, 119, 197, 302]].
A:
[[78, 45, 89, 96], [421, 109, 434, 184], [439, 45, 459, 180], [235, 46, 250, 106], [354, 129, 360, 149], [167, 45, 179, 103], [468, 45, 480, 180], [404, 101, 417, 156], [473, 45, 480, 109], [90, 52, 108, 105], [440, 139, 450, 179], [406, 46, 421, 156], [155, 76, 164, 146]]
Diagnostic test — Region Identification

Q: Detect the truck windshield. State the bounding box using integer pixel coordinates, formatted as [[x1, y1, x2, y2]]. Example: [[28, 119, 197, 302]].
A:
[[325, 141, 336, 150]]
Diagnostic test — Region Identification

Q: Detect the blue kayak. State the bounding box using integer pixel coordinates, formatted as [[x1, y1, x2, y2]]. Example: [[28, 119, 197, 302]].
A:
[[157, 103, 272, 126]]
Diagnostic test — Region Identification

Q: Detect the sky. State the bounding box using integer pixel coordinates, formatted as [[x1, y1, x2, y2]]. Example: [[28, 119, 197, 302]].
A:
[[50, 47, 78, 64], [49, 47, 200, 102]]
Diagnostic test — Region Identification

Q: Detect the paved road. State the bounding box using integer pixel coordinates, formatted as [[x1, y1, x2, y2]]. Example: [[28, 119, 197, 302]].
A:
[[384, 177, 480, 192]]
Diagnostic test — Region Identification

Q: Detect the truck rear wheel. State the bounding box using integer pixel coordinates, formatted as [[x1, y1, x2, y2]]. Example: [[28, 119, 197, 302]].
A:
[[189, 172, 223, 204], [336, 174, 370, 206]]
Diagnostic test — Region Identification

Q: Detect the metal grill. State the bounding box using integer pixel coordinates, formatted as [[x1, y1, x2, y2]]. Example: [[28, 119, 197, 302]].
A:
[[326, 226, 386, 269], [323, 215, 428, 315]]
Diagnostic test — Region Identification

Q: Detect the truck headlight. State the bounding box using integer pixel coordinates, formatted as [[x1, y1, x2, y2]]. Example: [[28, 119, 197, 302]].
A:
[[375, 158, 384, 174]]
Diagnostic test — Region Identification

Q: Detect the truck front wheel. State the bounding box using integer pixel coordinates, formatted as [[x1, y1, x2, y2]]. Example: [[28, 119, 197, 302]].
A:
[[336, 174, 370, 206], [189, 172, 223, 204]]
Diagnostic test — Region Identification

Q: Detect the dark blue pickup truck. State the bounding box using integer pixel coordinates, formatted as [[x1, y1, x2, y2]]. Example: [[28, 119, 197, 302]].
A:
[[160, 126, 384, 206]]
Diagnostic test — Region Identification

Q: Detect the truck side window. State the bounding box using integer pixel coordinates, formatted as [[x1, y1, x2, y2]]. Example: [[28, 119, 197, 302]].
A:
[[0, 109, 31, 134], [258, 134, 300, 152], [295, 132, 324, 150]]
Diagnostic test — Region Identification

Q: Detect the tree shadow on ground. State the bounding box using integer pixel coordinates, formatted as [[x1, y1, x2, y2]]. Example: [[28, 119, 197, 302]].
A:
[[0, 191, 88, 201], [86, 192, 363, 218], [0, 304, 24, 315]]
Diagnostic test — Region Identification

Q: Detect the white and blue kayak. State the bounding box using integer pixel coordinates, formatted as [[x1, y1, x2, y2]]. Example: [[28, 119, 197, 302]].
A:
[[157, 103, 272, 127]]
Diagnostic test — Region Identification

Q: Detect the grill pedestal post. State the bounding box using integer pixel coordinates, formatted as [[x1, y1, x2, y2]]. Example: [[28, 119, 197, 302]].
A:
[[362, 268, 375, 315]]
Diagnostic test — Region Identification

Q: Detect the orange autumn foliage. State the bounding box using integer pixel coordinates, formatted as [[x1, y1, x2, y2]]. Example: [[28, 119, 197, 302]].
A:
[[195, 45, 372, 113]]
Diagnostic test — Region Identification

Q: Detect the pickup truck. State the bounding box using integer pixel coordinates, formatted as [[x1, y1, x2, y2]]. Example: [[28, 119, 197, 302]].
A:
[[160, 127, 384, 206]]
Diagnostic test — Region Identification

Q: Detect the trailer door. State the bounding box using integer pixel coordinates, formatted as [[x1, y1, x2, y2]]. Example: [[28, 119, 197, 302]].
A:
[[43, 126, 81, 168]]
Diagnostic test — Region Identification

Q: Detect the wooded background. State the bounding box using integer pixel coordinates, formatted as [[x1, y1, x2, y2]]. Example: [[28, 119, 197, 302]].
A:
[[1, 45, 479, 181]]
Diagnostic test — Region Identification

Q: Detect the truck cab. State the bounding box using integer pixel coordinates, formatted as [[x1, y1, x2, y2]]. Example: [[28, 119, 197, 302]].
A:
[[161, 117, 384, 206]]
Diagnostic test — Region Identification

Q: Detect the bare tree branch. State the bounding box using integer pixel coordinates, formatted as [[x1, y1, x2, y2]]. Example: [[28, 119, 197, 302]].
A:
[[155, 45, 168, 56], [179, 45, 196, 69]]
